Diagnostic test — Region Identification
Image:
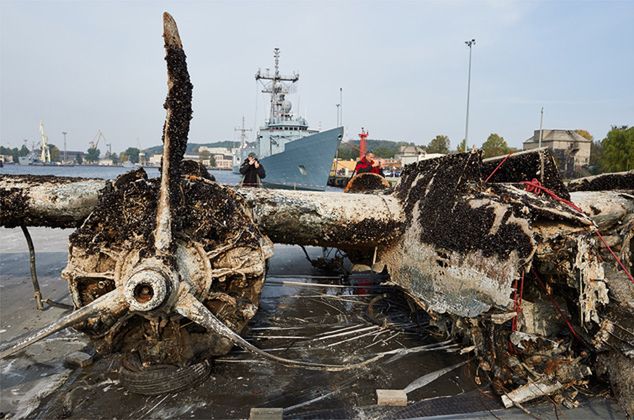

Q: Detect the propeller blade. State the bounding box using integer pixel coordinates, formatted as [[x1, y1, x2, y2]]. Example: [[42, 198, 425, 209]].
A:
[[0, 291, 126, 359], [154, 12, 193, 254], [175, 291, 383, 371]]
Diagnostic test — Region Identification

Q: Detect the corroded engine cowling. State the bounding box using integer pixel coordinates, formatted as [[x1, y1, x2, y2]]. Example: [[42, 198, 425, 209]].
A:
[[62, 167, 273, 366]]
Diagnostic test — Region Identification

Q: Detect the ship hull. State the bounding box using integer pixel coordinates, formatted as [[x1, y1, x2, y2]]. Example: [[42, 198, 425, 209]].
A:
[[251, 127, 342, 191]]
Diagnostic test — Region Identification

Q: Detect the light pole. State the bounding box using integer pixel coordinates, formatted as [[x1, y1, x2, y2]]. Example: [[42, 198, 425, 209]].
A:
[[464, 39, 475, 152], [538, 107, 544, 148], [62, 131, 67, 163], [339, 87, 343, 127]]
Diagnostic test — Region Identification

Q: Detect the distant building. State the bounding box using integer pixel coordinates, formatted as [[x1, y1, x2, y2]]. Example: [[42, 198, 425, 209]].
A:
[[148, 153, 162, 166], [397, 145, 426, 155], [198, 147, 234, 170], [395, 145, 444, 166], [212, 153, 233, 170], [65, 151, 85, 163], [34, 149, 84, 163], [378, 158, 402, 169], [198, 146, 232, 155], [331, 157, 403, 177], [331, 159, 357, 177], [523, 129, 591, 176], [178, 151, 234, 170]]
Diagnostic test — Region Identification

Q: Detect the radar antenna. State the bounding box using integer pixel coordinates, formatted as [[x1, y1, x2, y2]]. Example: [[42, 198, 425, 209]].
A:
[[255, 48, 299, 124]]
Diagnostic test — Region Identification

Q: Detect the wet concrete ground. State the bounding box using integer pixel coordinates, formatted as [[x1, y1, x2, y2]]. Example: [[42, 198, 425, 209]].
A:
[[0, 227, 626, 419]]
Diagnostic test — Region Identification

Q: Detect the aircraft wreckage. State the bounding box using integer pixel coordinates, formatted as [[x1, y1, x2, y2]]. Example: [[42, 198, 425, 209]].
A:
[[1, 12, 633, 415]]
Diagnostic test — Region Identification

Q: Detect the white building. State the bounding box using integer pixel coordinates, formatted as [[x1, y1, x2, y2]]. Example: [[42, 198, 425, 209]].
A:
[[210, 153, 233, 170], [198, 146, 232, 155], [395, 145, 445, 166], [148, 154, 162, 166]]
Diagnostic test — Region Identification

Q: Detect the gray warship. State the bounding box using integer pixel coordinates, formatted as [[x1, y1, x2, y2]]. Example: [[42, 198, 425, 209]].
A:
[[233, 48, 342, 191]]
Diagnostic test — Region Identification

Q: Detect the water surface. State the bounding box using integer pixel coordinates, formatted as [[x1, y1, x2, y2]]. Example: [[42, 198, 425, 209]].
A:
[[0, 164, 240, 184]]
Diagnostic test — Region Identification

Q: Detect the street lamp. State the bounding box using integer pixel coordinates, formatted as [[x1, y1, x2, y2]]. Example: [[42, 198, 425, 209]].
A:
[[464, 39, 475, 152], [538, 107, 544, 148], [339, 87, 343, 127]]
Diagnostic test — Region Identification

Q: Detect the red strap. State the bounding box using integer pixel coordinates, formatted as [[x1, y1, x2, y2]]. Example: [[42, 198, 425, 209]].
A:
[[594, 228, 634, 285], [522, 179, 634, 286], [480, 153, 634, 306], [481, 153, 633, 287], [522, 179, 584, 213], [484, 152, 513, 184]]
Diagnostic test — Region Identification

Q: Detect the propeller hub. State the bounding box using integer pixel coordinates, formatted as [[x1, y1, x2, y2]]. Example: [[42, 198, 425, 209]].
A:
[[124, 265, 176, 312]]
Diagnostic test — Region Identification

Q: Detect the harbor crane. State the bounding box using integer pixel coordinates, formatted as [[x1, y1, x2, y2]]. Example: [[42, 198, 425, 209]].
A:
[[39, 121, 51, 163], [89, 130, 106, 151]]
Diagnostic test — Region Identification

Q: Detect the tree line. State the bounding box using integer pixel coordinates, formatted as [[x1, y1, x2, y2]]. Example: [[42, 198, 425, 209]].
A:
[[337, 126, 633, 174], [4, 127, 631, 173], [337, 139, 416, 160], [84, 147, 142, 164], [0, 145, 31, 162], [0, 143, 65, 162], [416, 133, 517, 156], [0, 144, 144, 165], [1, 143, 222, 168], [590, 126, 634, 173]]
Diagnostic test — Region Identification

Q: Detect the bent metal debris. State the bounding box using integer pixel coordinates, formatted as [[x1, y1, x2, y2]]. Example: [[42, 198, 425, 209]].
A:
[[1, 12, 634, 416]]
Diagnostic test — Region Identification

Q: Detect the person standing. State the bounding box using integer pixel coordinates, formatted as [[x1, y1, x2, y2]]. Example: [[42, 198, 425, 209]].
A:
[[240, 152, 266, 187], [352, 150, 384, 177]]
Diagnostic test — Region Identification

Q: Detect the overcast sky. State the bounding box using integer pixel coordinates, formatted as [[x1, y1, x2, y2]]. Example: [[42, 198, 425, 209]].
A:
[[1, 0, 632, 153]]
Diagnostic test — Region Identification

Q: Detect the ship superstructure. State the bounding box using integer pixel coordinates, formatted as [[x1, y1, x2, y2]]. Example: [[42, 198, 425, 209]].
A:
[[233, 48, 342, 191]]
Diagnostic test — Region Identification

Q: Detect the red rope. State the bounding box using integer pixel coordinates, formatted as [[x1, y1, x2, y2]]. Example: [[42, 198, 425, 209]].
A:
[[484, 152, 513, 184], [519, 270, 525, 309], [484, 156, 634, 286], [483, 155, 633, 348], [594, 229, 634, 286], [522, 179, 634, 286], [521, 179, 584, 213]]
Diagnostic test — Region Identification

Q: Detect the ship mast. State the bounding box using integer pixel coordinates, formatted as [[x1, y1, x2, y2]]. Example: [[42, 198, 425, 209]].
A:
[[235, 116, 252, 149], [255, 48, 299, 124]]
